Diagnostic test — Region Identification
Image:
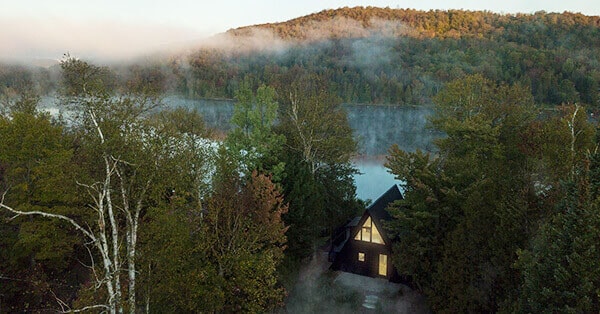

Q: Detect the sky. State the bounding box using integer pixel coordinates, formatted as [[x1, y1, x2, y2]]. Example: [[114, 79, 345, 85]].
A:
[[1, 0, 599, 62]]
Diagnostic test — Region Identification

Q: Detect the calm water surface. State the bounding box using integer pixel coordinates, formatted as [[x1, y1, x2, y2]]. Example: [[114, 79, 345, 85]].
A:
[[167, 97, 441, 200], [42, 96, 439, 200]]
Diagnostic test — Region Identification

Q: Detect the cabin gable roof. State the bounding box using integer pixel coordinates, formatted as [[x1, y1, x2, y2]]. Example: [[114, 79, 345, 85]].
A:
[[367, 184, 403, 223], [350, 185, 404, 245], [352, 211, 388, 245]]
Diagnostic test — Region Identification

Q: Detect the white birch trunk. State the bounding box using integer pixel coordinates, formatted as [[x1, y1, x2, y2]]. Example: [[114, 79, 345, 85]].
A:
[[568, 104, 583, 178], [0, 190, 119, 314], [90, 109, 124, 313], [0, 97, 163, 312]]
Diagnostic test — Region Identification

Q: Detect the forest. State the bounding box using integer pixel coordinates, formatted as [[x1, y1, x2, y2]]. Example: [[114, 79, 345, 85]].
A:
[[194, 7, 600, 107], [386, 75, 600, 312], [0, 56, 361, 312], [1, 6, 600, 313], [2, 8, 600, 108]]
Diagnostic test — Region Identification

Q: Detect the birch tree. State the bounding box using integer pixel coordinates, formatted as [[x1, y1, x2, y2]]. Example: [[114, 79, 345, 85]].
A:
[[537, 104, 595, 185], [278, 73, 356, 175], [63, 57, 215, 312], [275, 72, 360, 258], [0, 57, 210, 313]]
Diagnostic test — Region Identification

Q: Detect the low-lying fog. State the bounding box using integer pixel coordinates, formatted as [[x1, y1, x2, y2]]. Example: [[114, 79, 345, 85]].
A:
[[40, 96, 439, 200], [165, 97, 440, 201]]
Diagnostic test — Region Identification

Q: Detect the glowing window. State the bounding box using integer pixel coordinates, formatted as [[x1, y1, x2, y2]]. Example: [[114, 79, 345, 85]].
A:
[[354, 216, 384, 244], [379, 254, 387, 276], [371, 223, 383, 244], [358, 252, 365, 262]]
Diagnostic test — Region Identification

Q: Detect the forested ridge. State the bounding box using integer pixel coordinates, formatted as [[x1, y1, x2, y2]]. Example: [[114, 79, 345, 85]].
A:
[[192, 7, 600, 107], [3, 7, 600, 107], [229, 6, 600, 41]]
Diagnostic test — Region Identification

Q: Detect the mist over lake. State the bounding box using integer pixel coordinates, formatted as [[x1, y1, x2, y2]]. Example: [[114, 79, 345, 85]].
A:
[[164, 96, 440, 200], [39, 95, 439, 200]]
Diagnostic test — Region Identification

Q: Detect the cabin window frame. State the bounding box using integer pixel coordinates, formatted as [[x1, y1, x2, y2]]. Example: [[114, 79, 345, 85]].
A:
[[354, 216, 384, 244]]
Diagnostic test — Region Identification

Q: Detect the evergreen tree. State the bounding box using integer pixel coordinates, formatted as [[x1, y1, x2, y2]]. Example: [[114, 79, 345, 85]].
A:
[[385, 75, 542, 312], [0, 93, 83, 312], [514, 135, 600, 313]]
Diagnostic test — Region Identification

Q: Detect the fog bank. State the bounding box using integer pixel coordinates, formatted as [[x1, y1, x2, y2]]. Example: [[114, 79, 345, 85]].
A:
[[0, 17, 206, 62]]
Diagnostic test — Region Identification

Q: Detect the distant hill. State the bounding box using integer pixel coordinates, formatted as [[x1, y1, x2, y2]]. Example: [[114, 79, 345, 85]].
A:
[[227, 6, 600, 44], [3, 7, 600, 108], [177, 7, 600, 107]]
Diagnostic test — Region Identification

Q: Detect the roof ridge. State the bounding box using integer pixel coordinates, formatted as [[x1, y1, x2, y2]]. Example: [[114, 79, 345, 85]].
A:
[[367, 184, 400, 210], [366, 185, 403, 223]]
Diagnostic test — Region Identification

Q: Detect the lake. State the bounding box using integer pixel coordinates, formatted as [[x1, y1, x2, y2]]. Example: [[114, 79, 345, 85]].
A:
[[166, 97, 439, 201], [41, 96, 438, 200]]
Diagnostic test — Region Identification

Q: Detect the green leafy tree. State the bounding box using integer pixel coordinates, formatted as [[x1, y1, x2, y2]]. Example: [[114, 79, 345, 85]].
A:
[[386, 74, 542, 312], [275, 72, 361, 259], [278, 73, 356, 174], [0, 94, 85, 312], [59, 54, 115, 97], [538, 104, 596, 184], [201, 148, 288, 312], [138, 198, 225, 313], [226, 81, 285, 180], [135, 107, 219, 312], [515, 159, 600, 313]]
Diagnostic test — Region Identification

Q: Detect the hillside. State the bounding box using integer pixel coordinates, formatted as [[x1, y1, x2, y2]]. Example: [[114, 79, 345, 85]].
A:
[[228, 6, 600, 44], [177, 7, 600, 107], [2, 7, 600, 107]]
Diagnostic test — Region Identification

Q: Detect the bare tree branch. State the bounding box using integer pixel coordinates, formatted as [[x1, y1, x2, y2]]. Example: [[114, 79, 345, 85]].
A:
[[1, 191, 96, 242]]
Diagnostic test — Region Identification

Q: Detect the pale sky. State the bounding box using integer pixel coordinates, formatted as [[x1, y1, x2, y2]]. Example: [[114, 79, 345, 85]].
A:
[[1, 0, 599, 62]]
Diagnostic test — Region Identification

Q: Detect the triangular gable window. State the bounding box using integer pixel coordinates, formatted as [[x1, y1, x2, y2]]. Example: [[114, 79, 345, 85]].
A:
[[354, 216, 384, 244]]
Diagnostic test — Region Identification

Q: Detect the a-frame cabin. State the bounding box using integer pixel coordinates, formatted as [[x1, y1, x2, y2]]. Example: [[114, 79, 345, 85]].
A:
[[330, 185, 403, 282]]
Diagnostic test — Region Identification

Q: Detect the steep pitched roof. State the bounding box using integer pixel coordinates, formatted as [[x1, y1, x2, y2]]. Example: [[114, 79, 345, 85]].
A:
[[367, 185, 403, 223], [346, 216, 361, 227]]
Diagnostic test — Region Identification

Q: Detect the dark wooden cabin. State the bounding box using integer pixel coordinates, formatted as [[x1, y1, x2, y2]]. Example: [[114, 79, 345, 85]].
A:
[[329, 185, 403, 282]]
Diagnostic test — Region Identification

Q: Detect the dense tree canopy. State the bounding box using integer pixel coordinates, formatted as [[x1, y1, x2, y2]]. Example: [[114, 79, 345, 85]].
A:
[[180, 8, 600, 107], [385, 74, 600, 312], [0, 57, 291, 312], [0, 94, 84, 312], [0, 56, 363, 312]]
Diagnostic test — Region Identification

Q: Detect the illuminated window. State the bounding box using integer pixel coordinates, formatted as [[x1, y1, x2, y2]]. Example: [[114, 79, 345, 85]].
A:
[[354, 216, 384, 244], [379, 254, 387, 276], [358, 252, 365, 262], [371, 223, 383, 244]]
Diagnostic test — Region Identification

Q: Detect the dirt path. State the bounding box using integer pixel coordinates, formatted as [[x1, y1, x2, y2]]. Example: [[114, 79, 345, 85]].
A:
[[284, 252, 430, 313]]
